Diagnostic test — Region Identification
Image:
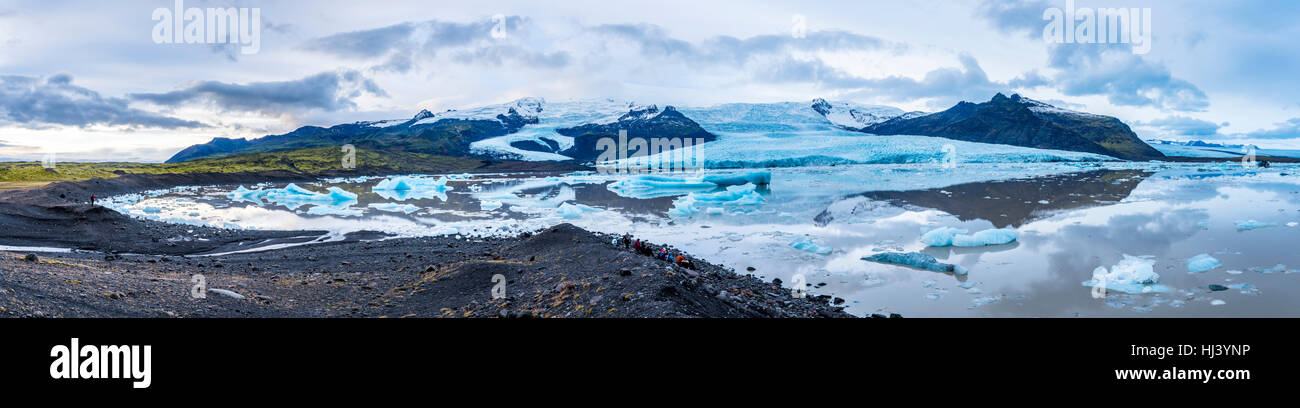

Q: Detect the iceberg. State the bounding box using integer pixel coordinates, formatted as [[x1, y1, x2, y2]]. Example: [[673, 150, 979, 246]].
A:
[[1082, 255, 1170, 294], [701, 171, 771, 187], [372, 176, 454, 201], [304, 204, 364, 217], [921, 227, 1018, 247], [920, 227, 966, 247], [666, 185, 765, 218], [952, 228, 1018, 247], [367, 203, 421, 214], [1234, 220, 1277, 231], [607, 174, 716, 199], [479, 200, 503, 211], [789, 237, 832, 255], [862, 252, 966, 274], [1186, 253, 1222, 273], [555, 202, 601, 219], [242, 183, 359, 210]]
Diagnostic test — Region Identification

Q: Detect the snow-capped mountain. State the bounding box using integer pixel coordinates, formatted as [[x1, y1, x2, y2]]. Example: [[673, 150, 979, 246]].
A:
[[809, 98, 907, 130], [166, 93, 1157, 165]]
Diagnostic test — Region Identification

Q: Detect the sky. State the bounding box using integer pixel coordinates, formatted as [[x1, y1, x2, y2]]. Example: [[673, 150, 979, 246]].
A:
[[1, 0, 1298, 162]]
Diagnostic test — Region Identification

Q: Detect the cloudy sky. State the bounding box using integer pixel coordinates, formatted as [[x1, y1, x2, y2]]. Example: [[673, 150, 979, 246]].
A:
[[1, 0, 1297, 161]]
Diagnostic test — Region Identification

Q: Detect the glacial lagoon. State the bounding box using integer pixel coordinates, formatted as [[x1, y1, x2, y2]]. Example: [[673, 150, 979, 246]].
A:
[[103, 162, 1300, 317]]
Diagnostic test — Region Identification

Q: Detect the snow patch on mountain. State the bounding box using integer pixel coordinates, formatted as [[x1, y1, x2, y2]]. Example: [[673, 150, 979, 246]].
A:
[[809, 98, 906, 129]]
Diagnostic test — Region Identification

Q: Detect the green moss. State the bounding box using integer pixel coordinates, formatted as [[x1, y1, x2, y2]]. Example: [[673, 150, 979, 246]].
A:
[[0, 147, 485, 184]]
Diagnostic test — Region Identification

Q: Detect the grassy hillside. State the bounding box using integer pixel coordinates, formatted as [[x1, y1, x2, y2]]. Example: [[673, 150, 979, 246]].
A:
[[0, 147, 484, 189]]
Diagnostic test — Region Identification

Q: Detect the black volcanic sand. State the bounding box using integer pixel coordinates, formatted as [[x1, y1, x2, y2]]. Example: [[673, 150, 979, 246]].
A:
[[0, 172, 857, 318]]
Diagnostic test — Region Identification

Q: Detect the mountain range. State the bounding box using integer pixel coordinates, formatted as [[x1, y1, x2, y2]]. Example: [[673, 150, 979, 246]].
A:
[[167, 93, 1162, 164]]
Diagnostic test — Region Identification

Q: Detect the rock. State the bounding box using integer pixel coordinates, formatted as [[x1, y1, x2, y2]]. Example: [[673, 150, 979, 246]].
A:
[[746, 266, 756, 272], [24, 253, 38, 262], [208, 288, 246, 300]]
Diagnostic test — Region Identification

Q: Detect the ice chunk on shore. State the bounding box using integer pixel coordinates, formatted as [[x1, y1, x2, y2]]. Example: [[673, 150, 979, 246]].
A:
[[789, 237, 832, 255], [1235, 220, 1277, 231], [862, 252, 965, 274], [367, 202, 421, 214], [1186, 253, 1222, 273], [701, 171, 771, 187], [1082, 255, 1170, 294], [921, 227, 1018, 247]]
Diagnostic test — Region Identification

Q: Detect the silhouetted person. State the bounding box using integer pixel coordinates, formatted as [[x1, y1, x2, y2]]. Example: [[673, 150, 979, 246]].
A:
[[90, 194, 95, 206]]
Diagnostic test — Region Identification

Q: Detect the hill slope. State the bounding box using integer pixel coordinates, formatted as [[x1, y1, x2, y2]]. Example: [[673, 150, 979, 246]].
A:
[[862, 93, 1163, 161]]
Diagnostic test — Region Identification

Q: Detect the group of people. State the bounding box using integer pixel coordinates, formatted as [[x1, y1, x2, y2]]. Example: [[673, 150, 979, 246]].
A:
[[619, 233, 694, 269]]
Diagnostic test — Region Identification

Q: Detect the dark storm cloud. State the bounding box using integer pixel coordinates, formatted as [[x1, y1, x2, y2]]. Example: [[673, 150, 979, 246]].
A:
[[0, 74, 207, 129]]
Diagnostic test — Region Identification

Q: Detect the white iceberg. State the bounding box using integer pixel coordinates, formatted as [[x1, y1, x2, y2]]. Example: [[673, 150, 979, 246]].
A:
[[921, 227, 1018, 247], [479, 200, 503, 211], [1082, 255, 1170, 294], [555, 202, 601, 219], [367, 202, 421, 214]]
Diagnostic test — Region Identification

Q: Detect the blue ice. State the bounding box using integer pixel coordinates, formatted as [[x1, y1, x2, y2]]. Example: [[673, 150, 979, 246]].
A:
[[789, 237, 833, 255], [1186, 253, 1222, 273]]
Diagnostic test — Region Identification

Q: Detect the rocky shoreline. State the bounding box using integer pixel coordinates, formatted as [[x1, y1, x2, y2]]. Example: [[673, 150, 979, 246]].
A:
[[0, 172, 859, 318]]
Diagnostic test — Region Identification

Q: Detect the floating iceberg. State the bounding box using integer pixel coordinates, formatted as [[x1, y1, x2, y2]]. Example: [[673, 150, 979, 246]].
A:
[[607, 174, 716, 199], [666, 185, 765, 218], [1234, 220, 1277, 231], [304, 205, 364, 217], [789, 237, 832, 255], [921, 227, 1018, 247], [952, 228, 1018, 247], [372, 176, 454, 201], [1250, 264, 1288, 274], [367, 203, 421, 214], [701, 171, 771, 187], [242, 183, 359, 210], [920, 227, 966, 247], [1082, 255, 1170, 294], [862, 252, 966, 274], [1186, 253, 1222, 273], [479, 200, 503, 211], [555, 202, 601, 219]]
